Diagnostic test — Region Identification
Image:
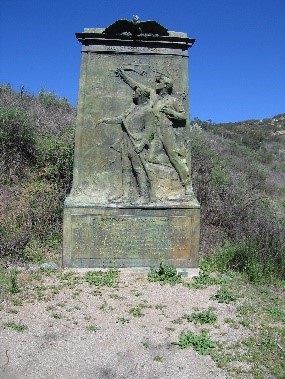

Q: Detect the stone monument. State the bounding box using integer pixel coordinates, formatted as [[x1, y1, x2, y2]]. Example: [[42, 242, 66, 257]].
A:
[[63, 18, 200, 268]]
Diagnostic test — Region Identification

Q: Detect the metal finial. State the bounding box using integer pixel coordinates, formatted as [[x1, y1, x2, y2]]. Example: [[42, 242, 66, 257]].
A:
[[133, 15, 139, 23]]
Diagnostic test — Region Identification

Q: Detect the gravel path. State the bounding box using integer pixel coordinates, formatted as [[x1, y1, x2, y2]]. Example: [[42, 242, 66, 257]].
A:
[[0, 270, 235, 379]]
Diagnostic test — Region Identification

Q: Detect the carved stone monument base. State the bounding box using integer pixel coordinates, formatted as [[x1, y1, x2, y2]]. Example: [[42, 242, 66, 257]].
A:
[[63, 19, 200, 269], [63, 204, 200, 268]]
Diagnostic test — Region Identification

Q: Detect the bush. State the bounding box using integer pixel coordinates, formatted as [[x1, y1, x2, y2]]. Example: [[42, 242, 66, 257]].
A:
[[148, 261, 182, 285], [0, 107, 36, 182], [36, 133, 74, 192], [0, 86, 75, 261], [177, 330, 216, 354], [38, 89, 71, 110], [191, 130, 285, 280]]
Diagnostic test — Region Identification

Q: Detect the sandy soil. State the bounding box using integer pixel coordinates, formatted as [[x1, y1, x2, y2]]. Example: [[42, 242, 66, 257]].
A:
[[0, 270, 240, 379]]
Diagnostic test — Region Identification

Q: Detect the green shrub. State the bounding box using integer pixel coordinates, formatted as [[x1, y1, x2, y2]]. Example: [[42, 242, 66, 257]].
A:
[[191, 130, 285, 281], [148, 261, 182, 285], [84, 269, 119, 287], [184, 258, 222, 289], [210, 286, 237, 304], [0, 107, 36, 181], [0, 268, 20, 300], [185, 308, 217, 324], [3, 321, 28, 332], [36, 134, 74, 191], [38, 89, 71, 110], [212, 241, 277, 283], [177, 330, 216, 354]]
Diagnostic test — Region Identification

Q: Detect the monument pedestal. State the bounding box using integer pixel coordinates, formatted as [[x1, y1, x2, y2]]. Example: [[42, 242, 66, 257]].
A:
[[63, 203, 200, 268], [63, 19, 200, 269]]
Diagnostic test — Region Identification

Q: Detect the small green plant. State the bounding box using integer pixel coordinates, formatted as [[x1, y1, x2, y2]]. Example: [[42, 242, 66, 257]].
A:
[[116, 317, 130, 325], [9, 269, 20, 294], [236, 303, 254, 316], [224, 318, 239, 329], [6, 308, 18, 314], [185, 259, 223, 289], [129, 306, 144, 317], [153, 356, 163, 362], [86, 325, 99, 333], [109, 293, 124, 300], [210, 287, 237, 304], [84, 269, 119, 287], [99, 301, 114, 312], [239, 319, 251, 327], [185, 308, 217, 325], [148, 261, 182, 285], [3, 321, 28, 332], [51, 313, 62, 319], [155, 304, 167, 311], [177, 330, 216, 355], [265, 305, 285, 323]]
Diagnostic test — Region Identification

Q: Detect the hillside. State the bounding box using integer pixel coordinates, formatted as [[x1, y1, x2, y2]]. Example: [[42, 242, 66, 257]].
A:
[[0, 84, 284, 280]]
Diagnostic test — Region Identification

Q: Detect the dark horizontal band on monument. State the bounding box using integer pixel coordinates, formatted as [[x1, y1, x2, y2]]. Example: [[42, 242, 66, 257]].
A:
[[81, 45, 189, 57], [76, 32, 195, 47]]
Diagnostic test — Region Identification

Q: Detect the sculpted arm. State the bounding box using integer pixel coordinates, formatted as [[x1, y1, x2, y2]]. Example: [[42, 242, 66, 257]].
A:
[[117, 68, 156, 103], [162, 99, 186, 121]]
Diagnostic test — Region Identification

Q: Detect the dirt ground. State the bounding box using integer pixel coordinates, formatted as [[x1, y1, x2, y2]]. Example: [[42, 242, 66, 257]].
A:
[[0, 270, 241, 379]]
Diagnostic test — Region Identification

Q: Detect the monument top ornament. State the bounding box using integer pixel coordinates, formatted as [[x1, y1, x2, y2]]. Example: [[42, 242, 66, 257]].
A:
[[76, 18, 195, 50], [104, 16, 169, 36]]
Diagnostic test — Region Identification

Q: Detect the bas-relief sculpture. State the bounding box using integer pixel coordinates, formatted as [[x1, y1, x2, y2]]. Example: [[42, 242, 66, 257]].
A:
[[63, 18, 200, 268], [96, 66, 193, 204]]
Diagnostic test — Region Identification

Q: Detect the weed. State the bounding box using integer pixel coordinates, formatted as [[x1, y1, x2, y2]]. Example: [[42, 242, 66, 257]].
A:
[[116, 317, 130, 325], [142, 340, 150, 348], [186, 260, 223, 289], [155, 304, 167, 311], [12, 298, 23, 307], [84, 269, 119, 287], [56, 302, 66, 308], [129, 306, 144, 317], [3, 321, 28, 332], [99, 301, 114, 312], [165, 326, 175, 332], [132, 291, 142, 297], [210, 286, 237, 303], [171, 318, 184, 325], [6, 308, 18, 314], [60, 271, 81, 287], [153, 356, 163, 362], [185, 308, 217, 325], [9, 269, 20, 294], [224, 318, 239, 329], [91, 289, 102, 297], [86, 325, 99, 333], [236, 303, 254, 316], [265, 305, 285, 323], [109, 293, 124, 300], [148, 261, 182, 285], [239, 319, 251, 327], [46, 305, 55, 312], [177, 330, 216, 355], [51, 313, 62, 319]]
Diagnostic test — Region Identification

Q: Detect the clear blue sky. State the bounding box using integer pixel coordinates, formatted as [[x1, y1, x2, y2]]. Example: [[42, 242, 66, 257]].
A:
[[1, 0, 284, 122]]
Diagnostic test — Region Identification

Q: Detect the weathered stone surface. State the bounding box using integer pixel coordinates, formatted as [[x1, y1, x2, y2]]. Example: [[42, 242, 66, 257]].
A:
[[63, 18, 200, 268], [63, 207, 200, 268]]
